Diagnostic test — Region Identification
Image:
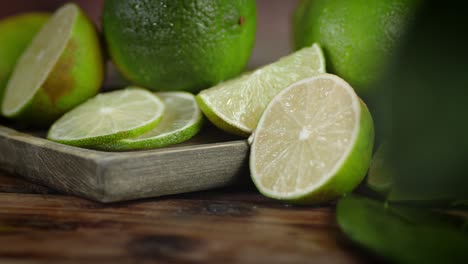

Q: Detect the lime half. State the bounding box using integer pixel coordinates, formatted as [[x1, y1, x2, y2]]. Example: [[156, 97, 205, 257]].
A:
[[47, 88, 165, 147], [0, 13, 49, 103], [97, 92, 203, 151], [197, 43, 325, 136], [1, 3, 103, 126], [250, 74, 374, 204]]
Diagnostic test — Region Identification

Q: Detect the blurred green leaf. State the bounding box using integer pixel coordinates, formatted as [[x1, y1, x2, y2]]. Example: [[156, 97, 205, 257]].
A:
[[337, 195, 468, 264]]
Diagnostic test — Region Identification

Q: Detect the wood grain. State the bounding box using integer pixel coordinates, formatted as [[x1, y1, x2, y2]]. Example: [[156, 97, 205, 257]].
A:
[[0, 124, 249, 202], [0, 171, 376, 264]]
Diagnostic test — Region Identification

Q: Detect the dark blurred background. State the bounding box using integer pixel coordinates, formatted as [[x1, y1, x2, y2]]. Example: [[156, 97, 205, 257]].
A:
[[0, 1, 103, 24], [0, 0, 299, 68]]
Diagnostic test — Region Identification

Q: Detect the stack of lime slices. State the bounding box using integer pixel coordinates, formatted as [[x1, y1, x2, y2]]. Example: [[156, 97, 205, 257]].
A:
[[97, 92, 203, 151], [47, 88, 203, 150]]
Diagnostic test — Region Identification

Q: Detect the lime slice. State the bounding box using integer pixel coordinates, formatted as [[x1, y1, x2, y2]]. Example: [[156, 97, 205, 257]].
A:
[[250, 74, 374, 204], [97, 92, 203, 151], [47, 88, 165, 147], [197, 43, 326, 136], [1, 3, 103, 126]]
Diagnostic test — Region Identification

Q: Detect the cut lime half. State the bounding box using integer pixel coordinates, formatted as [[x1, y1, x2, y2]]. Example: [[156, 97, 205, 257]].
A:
[[197, 43, 326, 136], [47, 88, 165, 147], [0, 12, 50, 103], [97, 92, 203, 151], [1, 3, 103, 125], [250, 74, 374, 204]]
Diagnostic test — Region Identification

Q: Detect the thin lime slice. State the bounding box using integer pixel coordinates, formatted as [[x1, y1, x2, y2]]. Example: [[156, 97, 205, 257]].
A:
[[197, 43, 326, 136], [97, 92, 203, 151], [1, 3, 103, 125], [250, 74, 374, 204], [47, 88, 165, 147]]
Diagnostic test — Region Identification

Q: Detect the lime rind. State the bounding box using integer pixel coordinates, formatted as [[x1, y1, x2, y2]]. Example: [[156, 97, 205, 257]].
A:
[[250, 74, 374, 204], [47, 88, 165, 147], [96, 92, 203, 151], [197, 43, 326, 136]]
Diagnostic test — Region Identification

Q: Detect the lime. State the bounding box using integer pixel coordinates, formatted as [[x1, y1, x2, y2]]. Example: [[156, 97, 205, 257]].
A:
[[197, 44, 326, 137], [0, 13, 49, 104], [47, 88, 165, 147], [250, 74, 374, 204], [293, 0, 420, 95], [366, 144, 394, 195], [97, 92, 203, 151], [1, 3, 104, 126], [103, 0, 257, 93]]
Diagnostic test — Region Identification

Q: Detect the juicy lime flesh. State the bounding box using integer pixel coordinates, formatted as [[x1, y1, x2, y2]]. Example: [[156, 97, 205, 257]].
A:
[[251, 75, 360, 198], [121, 92, 201, 143], [2, 4, 77, 116], [48, 89, 164, 142], [199, 44, 325, 134], [103, 0, 257, 92]]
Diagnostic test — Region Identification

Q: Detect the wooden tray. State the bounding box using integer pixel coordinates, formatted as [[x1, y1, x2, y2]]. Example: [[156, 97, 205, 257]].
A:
[[0, 120, 249, 203]]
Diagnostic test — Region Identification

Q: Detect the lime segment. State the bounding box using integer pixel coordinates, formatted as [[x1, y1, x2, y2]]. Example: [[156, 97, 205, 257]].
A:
[[197, 43, 326, 136], [250, 74, 374, 204], [47, 88, 165, 147], [97, 92, 203, 151]]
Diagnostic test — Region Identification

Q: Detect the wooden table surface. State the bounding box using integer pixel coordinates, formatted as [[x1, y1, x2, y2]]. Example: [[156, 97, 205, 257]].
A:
[[0, 170, 378, 264]]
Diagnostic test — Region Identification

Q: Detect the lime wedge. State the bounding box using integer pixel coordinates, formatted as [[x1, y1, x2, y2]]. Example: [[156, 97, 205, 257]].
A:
[[367, 144, 394, 195], [197, 43, 326, 136], [250, 74, 374, 204], [1, 3, 103, 126], [97, 92, 203, 151], [47, 88, 165, 147]]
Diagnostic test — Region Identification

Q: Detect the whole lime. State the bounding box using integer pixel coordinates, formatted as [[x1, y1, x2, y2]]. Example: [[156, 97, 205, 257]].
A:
[[102, 0, 257, 93], [0, 13, 49, 104], [293, 0, 420, 95]]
